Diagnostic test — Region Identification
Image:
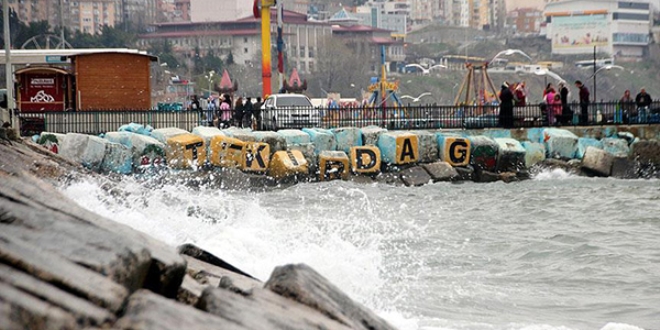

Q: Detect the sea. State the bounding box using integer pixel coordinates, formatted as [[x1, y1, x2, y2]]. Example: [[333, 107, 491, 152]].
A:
[[60, 169, 660, 330]]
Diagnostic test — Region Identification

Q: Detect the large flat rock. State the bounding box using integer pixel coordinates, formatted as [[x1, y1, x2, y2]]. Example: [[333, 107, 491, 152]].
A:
[[582, 146, 614, 176], [575, 137, 603, 159], [60, 133, 108, 171], [630, 139, 660, 165], [0, 281, 78, 330], [422, 161, 459, 182], [104, 131, 166, 168], [264, 264, 397, 330], [542, 128, 578, 159], [400, 166, 433, 186], [601, 137, 630, 157], [198, 286, 353, 330]]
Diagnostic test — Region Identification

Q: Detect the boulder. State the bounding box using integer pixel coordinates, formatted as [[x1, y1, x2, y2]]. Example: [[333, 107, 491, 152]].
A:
[[374, 172, 404, 186], [0, 281, 78, 330], [541, 128, 578, 159], [377, 131, 419, 165], [277, 129, 311, 145], [100, 142, 133, 174], [59, 133, 108, 171], [216, 167, 276, 191], [494, 138, 526, 172], [399, 166, 433, 186], [582, 146, 614, 176], [37, 132, 66, 153], [436, 133, 470, 167], [303, 128, 337, 155], [474, 169, 500, 183], [198, 285, 353, 330], [422, 161, 459, 182], [332, 127, 363, 154], [114, 290, 238, 330], [521, 141, 546, 168], [0, 264, 115, 327], [454, 165, 475, 181], [575, 137, 603, 159], [611, 156, 639, 179], [178, 244, 256, 280], [253, 131, 287, 156], [629, 139, 660, 165], [119, 122, 152, 136], [601, 137, 629, 157], [288, 143, 318, 177], [192, 126, 225, 156], [360, 126, 387, 146], [264, 264, 397, 330], [165, 133, 207, 169], [410, 130, 439, 163], [466, 135, 498, 172], [150, 127, 188, 144]]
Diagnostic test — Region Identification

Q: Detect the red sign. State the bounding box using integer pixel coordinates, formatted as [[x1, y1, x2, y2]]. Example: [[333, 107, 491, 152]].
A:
[[20, 73, 65, 112]]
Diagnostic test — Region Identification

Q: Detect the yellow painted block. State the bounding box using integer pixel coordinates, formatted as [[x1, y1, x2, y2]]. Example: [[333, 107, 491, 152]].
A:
[[241, 142, 271, 173], [268, 150, 309, 179], [350, 145, 381, 174], [166, 133, 206, 169], [395, 134, 419, 165], [209, 135, 245, 168], [442, 137, 471, 167], [319, 151, 350, 181]]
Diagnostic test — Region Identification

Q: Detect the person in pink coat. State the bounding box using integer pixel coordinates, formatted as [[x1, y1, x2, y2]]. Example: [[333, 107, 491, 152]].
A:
[[544, 84, 557, 125]]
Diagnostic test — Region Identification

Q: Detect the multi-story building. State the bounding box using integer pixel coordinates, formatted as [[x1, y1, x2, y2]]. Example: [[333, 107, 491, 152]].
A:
[[331, 24, 406, 72], [349, 6, 408, 36], [543, 0, 652, 57], [442, 0, 506, 30], [410, 0, 434, 26], [507, 7, 543, 34], [137, 9, 331, 74]]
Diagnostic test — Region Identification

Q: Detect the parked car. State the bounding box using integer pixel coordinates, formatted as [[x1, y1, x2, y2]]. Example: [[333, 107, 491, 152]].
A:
[[261, 94, 319, 130]]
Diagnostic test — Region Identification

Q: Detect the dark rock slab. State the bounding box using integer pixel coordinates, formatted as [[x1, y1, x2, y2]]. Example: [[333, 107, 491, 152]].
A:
[[0, 231, 128, 313], [115, 290, 242, 330], [454, 166, 474, 181], [374, 172, 404, 186], [264, 263, 397, 330], [630, 140, 660, 165], [0, 281, 78, 330], [178, 244, 255, 279], [198, 285, 352, 330], [0, 264, 114, 327], [611, 157, 640, 179], [474, 169, 500, 183], [399, 166, 432, 186], [422, 162, 459, 182]]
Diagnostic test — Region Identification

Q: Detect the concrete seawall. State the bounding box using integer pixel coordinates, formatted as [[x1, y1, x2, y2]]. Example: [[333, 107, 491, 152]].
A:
[[36, 123, 660, 187]]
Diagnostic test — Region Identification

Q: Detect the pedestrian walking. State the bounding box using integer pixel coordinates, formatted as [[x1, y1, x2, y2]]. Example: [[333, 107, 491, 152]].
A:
[[243, 97, 254, 129], [575, 80, 590, 125], [635, 88, 652, 123], [499, 82, 514, 128], [234, 97, 244, 128], [219, 94, 232, 128], [618, 90, 634, 124]]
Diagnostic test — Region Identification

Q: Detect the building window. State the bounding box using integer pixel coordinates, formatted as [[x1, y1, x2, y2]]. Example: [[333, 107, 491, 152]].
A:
[[244, 47, 248, 53], [299, 46, 305, 57], [244, 37, 248, 43], [617, 2, 649, 10], [613, 32, 649, 44], [308, 47, 314, 58], [612, 12, 650, 21]]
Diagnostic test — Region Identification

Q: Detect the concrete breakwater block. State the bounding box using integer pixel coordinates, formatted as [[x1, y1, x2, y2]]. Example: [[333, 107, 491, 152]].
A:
[[269, 150, 309, 180], [436, 133, 470, 167], [166, 133, 206, 169], [377, 131, 419, 165], [466, 135, 498, 172], [350, 145, 381, 175], [542, 128, 578, 159], [575, 137, 603, 159], [151, 127, 188, 144], [360, 126, 387, 146], [494, 138, 526, 172], [410, 130, 439, 163], [332, 127, 363, 154], [264, 264, 397, 330], [60, 133, 108, 171], [253, 131, 287, 155], [37, 132, 67, 153], [100, 142, 133, 174], [277, 129, 311, 145], [303, 128, 337, 155], [630, 140, 660, 165], [582, 146, 614, 176], [422, 161, 458, 182], [601, 137, 630, 157], [400, 166, 433, 187], [318, 150, 350, 181], [611, 156, 639, 179], [222, 127, 256, 142], [208, 135, 244, 168], [288, 143, 318, 175], [118, 122, 152, 136], [521, 141, 546, 168], [240, 142, 270, 173], [104, 131, 166, 168]]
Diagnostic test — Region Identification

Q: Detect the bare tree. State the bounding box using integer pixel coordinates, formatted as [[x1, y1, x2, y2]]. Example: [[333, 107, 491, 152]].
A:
[[313, 36, 372, 96]]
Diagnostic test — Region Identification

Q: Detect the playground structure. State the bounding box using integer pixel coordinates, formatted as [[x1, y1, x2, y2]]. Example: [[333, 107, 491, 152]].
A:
[[366, 46, 403, 108], [282, 68, 307, 94], [453, 62, 500, 107], [215, 69, 238, 97]]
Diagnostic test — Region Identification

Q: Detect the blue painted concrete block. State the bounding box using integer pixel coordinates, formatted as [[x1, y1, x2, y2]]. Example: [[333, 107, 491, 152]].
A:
[[494, 138, 526, 172], [332, 127, 363, 153], [521, 141, 546, 168], [277, 129, 311, 145], [542, 128, 579, 159], [601, 137, 630, 157], [101, 142, 133, 174], [303, 128, 337, 155], [575, 138, 603, 159]]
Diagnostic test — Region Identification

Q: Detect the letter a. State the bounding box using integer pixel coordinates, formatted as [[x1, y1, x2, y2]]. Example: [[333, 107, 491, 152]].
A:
[[400, 138, 415, 162]]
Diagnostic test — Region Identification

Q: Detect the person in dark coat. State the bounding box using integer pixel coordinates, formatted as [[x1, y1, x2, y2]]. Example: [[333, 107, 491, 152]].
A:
[[499, 82, 514, 128], [253, 97, 263, 130], [558, 82, 571, 124], [233, 97, 244, 128], [575, 80, 590, 125], [242, 97, 254, 129]]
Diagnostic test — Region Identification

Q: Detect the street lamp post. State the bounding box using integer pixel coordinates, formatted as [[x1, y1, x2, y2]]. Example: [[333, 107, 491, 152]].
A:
[[588, 65, 624, 102]]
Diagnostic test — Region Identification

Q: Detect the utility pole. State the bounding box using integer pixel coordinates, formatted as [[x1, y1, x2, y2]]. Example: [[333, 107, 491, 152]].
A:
[[59, 0, 66, 48], [593, 46, 596, 103], [3, 0, 15, 130]]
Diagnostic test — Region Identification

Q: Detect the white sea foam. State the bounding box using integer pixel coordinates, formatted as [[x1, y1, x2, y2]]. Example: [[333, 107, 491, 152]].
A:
[[532, 168, 576, 181]]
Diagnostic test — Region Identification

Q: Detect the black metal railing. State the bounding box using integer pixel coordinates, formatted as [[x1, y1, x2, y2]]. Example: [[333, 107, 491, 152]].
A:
[[16, 100, 660, 136]]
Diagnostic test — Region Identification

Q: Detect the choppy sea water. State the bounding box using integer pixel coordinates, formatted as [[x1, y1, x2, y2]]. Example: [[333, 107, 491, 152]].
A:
[[60, 169, 660, 330]]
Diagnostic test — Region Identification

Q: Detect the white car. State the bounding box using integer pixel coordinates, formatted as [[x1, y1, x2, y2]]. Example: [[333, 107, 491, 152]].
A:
[[261, 94, 319, 130]]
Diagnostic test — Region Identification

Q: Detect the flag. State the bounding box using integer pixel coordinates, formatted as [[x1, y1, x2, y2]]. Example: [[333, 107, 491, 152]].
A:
[[253, 0, 260, 18]]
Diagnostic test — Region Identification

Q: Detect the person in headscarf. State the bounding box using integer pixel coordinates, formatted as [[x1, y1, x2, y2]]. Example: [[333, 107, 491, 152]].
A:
[[499, 82, 514, 129]]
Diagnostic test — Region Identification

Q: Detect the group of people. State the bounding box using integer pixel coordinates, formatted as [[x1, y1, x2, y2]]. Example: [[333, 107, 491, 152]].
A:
[[196, 94, 264, 130], [499, 80, 654, 128]]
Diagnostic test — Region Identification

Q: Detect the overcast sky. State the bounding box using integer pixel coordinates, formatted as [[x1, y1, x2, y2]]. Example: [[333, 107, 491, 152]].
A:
[[506, 0, 546, 10]]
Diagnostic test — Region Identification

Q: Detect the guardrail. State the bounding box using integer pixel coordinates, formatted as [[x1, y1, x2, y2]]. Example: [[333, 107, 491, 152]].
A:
[[16, 100, 660, 135]]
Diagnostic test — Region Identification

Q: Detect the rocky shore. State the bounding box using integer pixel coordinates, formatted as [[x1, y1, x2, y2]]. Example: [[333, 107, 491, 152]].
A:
[[0, 139, 398, 330]]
